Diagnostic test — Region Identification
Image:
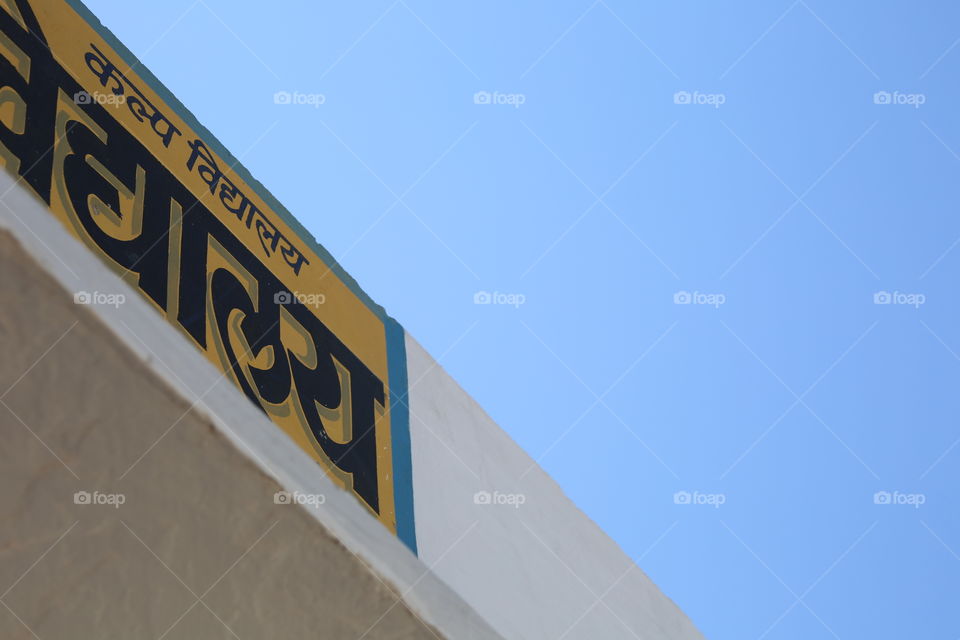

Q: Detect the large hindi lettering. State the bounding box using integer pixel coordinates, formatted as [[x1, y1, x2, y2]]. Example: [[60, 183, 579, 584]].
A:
[[0, 0, 414, 547]]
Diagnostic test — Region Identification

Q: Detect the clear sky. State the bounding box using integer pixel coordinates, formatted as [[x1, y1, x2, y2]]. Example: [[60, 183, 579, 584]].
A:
[[82, 1, 960, 637]]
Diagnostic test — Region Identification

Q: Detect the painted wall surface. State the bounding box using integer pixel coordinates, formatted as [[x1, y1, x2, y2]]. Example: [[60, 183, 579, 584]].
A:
[[0, 232, 436, 640], [0, 0, 415, 549], [0, 215, 511, 638], [0, 1, 704, 637], [0, 169, 505, 639], [406, 335, 705, 640]]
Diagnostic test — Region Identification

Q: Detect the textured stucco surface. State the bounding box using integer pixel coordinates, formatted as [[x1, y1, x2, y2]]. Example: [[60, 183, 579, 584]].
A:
[[0, 230, 444, 640], [0, 163, 698, 640]]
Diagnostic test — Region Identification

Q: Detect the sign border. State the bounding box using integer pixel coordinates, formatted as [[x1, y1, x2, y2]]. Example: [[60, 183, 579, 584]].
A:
[[59, 0, 418, 554]]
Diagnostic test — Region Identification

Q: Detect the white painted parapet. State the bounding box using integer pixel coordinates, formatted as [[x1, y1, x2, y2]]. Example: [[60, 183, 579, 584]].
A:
[[407, 336, 705, 640]]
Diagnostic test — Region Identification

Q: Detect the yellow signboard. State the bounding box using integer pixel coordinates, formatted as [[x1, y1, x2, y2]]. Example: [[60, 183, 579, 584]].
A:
[[0, 0, 416, 551]]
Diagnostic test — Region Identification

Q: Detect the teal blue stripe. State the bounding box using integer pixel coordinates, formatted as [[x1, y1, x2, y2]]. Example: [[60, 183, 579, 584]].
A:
[[65, 0, 418, 554], [386, 320, 418, 554]]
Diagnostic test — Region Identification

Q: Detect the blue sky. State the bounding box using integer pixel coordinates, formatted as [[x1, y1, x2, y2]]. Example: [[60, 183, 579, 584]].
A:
[[82, 1, 960, 637]]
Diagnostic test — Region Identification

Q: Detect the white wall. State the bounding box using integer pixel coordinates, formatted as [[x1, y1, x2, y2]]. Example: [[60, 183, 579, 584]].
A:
[[0, 170, 503, 640], [407, 335, 704, 640], [0, 164, 703, 640]]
